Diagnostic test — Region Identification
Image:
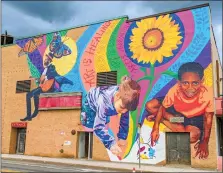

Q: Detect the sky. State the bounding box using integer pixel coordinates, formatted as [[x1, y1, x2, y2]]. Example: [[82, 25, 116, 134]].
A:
[[1, 1, 222, 62]]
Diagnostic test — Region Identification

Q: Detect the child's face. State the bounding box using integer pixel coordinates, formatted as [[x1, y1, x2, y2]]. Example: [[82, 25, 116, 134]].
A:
[[178, 72, 203, 98], [114, 92, 128, 114]]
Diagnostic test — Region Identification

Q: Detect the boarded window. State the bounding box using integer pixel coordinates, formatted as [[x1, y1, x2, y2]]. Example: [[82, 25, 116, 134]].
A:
[[16, 80, 31, 93], [97, 71, 117, 87]]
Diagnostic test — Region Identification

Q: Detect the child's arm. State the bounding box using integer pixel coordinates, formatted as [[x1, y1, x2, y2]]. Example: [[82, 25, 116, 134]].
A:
[[117, 111, 129, 141], [93, 95, 119, 151], [151, 105, 165, 146], [195, 112, 214, 159]]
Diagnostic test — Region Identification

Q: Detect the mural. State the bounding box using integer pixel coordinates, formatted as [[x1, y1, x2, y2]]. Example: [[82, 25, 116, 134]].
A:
[[16, 6, 214, 164], [19, 32, 74, 121]]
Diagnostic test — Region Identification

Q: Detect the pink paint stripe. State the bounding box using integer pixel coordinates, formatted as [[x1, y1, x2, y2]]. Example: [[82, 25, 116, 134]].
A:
[[147, 10, 195, 90], [155, 10, 195, 75], [116, 22, 131, 75], [116, 22, 149, 108], [38, 35, 47, 58], [39, 96, 82, 108]]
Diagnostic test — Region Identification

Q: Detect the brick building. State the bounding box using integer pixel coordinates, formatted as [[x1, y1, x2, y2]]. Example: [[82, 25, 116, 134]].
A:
[[1, 3, 222, 171]]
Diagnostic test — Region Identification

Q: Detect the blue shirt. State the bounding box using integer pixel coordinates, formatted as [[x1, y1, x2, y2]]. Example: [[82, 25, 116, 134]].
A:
[[85, 85, 129, 149]]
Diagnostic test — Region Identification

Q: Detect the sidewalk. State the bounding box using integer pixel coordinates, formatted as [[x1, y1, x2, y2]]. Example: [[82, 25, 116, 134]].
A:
[[1, 154, 218, 172]]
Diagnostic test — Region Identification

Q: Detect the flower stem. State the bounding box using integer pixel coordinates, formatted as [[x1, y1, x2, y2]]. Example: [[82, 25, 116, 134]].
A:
[[139, 64, 155, 125]]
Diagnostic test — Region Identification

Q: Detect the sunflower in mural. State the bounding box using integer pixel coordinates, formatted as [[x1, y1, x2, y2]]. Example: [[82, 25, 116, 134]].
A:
[[129, 14, 183, 65]]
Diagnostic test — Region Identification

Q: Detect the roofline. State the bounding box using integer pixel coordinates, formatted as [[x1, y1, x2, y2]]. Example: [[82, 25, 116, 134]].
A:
[[15, 15, 128, 41], [1, 43, 16, 48], [211, 24, 222, 68], [1, 35, 13, 37], [127, 3, 210, 22]]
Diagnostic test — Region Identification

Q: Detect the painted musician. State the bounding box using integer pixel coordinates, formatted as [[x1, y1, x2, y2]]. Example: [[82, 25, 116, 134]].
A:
[[20, 53, 59, 121]]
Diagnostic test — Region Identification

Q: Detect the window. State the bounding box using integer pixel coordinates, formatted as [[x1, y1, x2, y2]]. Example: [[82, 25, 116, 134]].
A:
[[16, 80, 31, 93], [97, 71, 117, 87]]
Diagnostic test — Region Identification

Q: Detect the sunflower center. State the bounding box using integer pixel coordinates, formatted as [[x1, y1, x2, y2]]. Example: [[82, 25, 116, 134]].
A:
[[143, 28, 164, 51]]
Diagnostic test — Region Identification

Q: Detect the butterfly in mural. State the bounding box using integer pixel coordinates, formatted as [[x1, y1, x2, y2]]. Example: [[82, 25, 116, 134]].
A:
[[18, 36, 43, 57], [137, 137, 156, 160], [48, 32, 72, 59]]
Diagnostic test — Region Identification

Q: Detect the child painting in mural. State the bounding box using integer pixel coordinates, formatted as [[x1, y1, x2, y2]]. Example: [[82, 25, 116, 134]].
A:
[[20, 53, 73, 121], [80, 76, 141, 158], [142, 62, 214, 159]]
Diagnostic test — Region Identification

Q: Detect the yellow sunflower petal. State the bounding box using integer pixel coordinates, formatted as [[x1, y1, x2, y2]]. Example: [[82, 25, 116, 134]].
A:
[[156, 14, 172, 28], [153, 49, 163, 62], [161, 50, 174, 57], [129, 13, 183, 65]]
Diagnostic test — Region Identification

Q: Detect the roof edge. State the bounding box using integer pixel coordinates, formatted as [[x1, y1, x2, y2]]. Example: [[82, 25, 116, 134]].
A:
[[211, 25, 223, 68], [15, 15, 128, 41], [1, 43, 16, 48], [127, 3, 210, 22]]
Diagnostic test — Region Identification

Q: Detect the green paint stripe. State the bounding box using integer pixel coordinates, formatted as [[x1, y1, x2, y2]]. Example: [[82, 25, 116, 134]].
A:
[[106, 18, 129, 84], [26, 56, 41, 85], [59, 30, 68, 37], [46, 33, 53, 46], [46, 30, 68, 46], [124, 110, 138, 158], [106, 18, 136, 158]]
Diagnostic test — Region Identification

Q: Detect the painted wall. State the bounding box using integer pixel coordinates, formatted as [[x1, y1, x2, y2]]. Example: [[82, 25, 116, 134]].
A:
[[15, 6, 217, 168]]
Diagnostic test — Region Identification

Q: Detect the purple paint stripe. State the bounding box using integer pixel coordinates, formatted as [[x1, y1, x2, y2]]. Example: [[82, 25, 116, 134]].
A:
[[194, 41, 211, 68], [16, 38, 31, 48], [153, 41, 212, 99], [28, 49, 44, 73]]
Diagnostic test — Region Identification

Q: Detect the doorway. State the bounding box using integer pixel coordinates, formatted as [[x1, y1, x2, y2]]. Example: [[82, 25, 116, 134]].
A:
[[166, 132, 191, 165], [78, 132, 93, 159], [217, 117, 223, 156], [16, 128, 27, 154]]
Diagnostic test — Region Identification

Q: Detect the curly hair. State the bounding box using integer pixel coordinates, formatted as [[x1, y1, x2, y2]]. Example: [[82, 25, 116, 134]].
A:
[[178, 62, 204, 80]]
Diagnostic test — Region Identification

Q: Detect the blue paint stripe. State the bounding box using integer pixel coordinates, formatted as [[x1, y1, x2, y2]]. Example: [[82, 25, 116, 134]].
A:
[[61, 23, 103, 94], [108, 128, 115, 138], [138, 7, 211, 122]]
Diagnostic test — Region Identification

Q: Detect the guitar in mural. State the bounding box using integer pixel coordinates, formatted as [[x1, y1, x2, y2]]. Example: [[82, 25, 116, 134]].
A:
[[20, 53, 74, 122], [48, 32, 72, 59], [30, 75, 55, 92], [18, 36, 43, 57]]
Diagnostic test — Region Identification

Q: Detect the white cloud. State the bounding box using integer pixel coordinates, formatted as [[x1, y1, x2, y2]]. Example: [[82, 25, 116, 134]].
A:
[[123, 1, 154, 19], [2, 0, 222, 64], [2, 3, 59, 38]]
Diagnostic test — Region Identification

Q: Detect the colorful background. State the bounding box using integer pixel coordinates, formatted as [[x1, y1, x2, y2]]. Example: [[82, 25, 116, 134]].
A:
[[16, 6, 213, 164]]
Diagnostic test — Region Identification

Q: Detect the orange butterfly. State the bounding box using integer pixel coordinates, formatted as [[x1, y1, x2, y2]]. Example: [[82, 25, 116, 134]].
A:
[[18, 36, 43, 57]]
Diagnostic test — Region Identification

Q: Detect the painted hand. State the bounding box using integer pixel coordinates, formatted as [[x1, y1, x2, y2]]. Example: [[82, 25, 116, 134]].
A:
[[151, 128, 159, 147], [117, 139, 128, 160], [194, 141, 209, 159], [110, 143, 122, 157], [146, 115, 156, 122], [117, 139, 127, 147]]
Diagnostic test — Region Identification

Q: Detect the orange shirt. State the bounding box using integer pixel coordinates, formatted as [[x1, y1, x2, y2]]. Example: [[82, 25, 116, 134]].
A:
[[162, 83, 214, 118]]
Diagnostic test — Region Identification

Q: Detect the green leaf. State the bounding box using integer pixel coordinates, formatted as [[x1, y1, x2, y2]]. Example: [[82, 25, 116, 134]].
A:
[[161, 70, 178, 79], [139, 67, 147, 74]]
